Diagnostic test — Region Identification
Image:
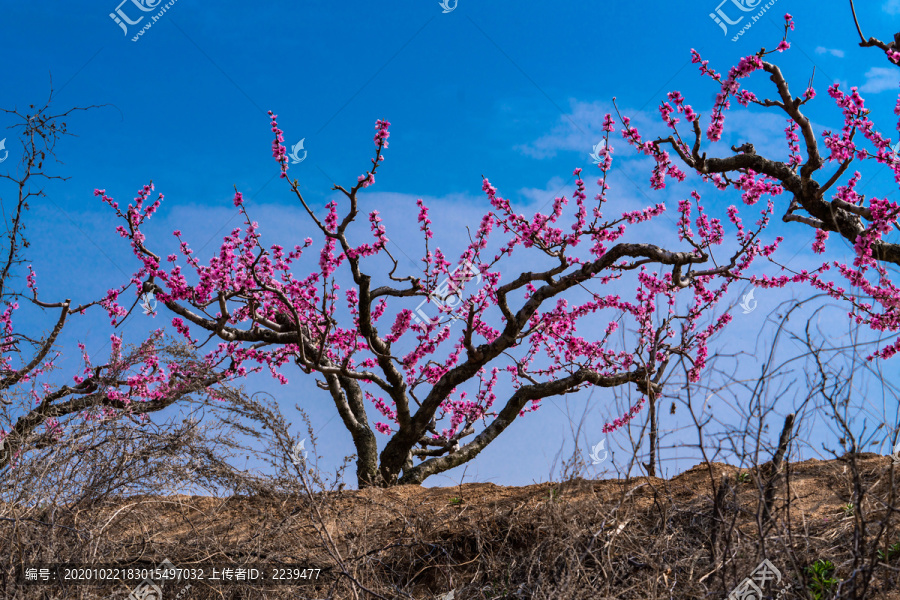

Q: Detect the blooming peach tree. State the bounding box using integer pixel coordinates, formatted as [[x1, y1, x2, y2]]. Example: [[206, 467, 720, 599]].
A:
[[0, 97, 236, 471], [635, 13, 900, 360], [98, 102, 778, 487]]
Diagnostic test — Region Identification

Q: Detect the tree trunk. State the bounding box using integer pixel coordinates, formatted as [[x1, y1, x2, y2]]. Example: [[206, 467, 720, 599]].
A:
[[647, 392, 657, 477]]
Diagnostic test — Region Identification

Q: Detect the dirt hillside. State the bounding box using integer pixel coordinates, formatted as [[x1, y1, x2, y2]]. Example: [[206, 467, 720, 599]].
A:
[[7, 454, 900, 599]]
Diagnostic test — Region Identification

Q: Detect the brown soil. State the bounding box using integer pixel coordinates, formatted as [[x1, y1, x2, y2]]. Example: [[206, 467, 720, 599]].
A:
[[7, 454, 900, 599]]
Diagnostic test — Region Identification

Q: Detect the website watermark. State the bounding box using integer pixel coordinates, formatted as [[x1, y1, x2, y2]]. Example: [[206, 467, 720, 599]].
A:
[[127, 557, 191, 600], [727, 559, 789, 600], [109, 0, 180, 42], [412, 260, 482, 326], [589, 439, 608, 464], [288, 139, 307, 164], [291, 439, 309, 467], [20, 562, 326, 587], [739, 287, 757, 314], [589, 141, 606, 166], [709, 0, 779, 42], [140, 292, 157, 315]]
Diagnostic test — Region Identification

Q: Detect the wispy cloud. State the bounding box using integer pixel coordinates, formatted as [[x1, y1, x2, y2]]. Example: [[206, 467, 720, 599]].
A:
[[860, 67, 898, 94], [815, 46, 845, 58], [516, 176, 572, 206], [885, 0, 900, 15], [516, 96, 799, 171], [514, 100, 657, 160]]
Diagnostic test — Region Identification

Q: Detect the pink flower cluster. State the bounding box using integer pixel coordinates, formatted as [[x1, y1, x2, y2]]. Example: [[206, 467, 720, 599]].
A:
[[268, 111, 288, 178], [374, 119, 390, 148], [695, 50, 763, 141], [602, 396, 646, 434], [93, 100, 776, 451], [636, 19, 900, 362]]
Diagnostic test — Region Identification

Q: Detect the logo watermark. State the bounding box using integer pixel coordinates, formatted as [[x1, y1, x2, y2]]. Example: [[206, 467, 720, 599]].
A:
[[588, 141, 606, 166], [128, 557, 190, 600], [739, 288, 757, 314], [0, 138, 8, 163], [140, 292, 157, 315], [289, 139, 307, 164], [439, 0, 457, 13], [890, 439, 900, 465], [890, 141, 900, 166], [589, 439, 608, 464], [109, 0, 180, 42], [291, 439, 309, 466], [709, 0, 778, 42], [727, 559, 788, 600], [412, 261, 482, 325], [0, 437, 7, 462]]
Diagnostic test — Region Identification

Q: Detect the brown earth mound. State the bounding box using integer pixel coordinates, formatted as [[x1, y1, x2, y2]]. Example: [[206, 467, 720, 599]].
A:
[[5, 454, 900, 599]]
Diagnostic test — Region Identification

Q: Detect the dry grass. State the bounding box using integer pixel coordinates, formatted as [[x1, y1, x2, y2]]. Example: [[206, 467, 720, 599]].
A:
[[5, 449, 900, 599]]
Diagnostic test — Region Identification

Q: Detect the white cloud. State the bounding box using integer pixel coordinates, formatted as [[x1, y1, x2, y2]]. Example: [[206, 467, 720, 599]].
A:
[[514, 99, 658, 160], [516, 176, 571, 206], [815, 46, 845, 58], [859, 67, 898, 94], [718, 110, 794, 162], [514, 96, 801, 171], [885, 0, 900, 15]]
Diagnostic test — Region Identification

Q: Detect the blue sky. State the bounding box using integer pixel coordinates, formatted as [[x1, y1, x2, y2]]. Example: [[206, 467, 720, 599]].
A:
[[3, 0, 900, 489]]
